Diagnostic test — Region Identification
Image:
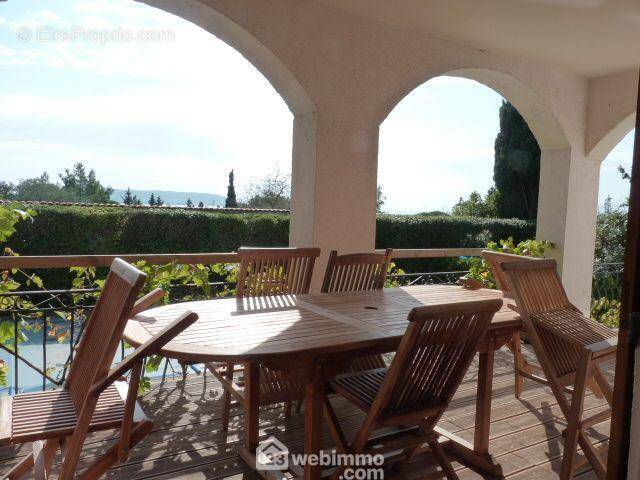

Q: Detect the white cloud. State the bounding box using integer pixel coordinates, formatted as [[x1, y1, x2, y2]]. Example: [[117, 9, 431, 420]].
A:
[[1, 0, 295, 197]]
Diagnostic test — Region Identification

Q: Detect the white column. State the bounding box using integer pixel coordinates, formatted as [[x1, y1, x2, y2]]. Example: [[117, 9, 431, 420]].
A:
[[289, 113, 378, 291], [536, 148, 601, 313]]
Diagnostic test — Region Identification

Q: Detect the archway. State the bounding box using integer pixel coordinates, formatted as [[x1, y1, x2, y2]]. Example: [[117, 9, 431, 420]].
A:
[[3, 0, 317, 244], [377, 66, 598, 309], [141, 1, 318, 245]]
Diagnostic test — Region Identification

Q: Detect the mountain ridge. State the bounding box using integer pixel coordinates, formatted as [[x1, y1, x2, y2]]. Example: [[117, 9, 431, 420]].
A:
[[111, 189, 225, 207]]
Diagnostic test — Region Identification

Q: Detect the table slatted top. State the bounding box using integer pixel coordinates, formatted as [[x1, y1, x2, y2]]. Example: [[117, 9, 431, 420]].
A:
[[123, 285, 520, 362]]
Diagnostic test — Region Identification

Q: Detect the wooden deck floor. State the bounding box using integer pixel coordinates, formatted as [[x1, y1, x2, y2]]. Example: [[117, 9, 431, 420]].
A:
[[0, 346, 612, 479]]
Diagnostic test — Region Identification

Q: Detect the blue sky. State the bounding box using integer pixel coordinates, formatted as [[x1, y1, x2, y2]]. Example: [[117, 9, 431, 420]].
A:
[[1, 0, 635, 213]]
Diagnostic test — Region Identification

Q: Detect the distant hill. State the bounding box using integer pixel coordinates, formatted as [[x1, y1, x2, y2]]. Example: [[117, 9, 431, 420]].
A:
[[111, 189, 225, 207]]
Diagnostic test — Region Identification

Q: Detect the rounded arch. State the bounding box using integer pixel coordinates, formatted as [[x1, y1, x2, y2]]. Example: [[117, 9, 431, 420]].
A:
[[377, 67, 571, 151], [138, 0, 318, 247], [589, 112, 635, 163], [448, 69, 570, 150], [140, 0, 316, 117]]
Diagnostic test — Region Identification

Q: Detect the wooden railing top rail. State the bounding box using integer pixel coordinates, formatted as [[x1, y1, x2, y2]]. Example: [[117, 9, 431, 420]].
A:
[[0, 253, 240, 270], [384, 248, 483, 259], [0, 248, 483, 270]]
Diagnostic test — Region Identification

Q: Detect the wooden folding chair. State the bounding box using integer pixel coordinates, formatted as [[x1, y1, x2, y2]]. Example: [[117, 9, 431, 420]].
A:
[[322, 249, 393, 371], [236, 247, 320, 297], [0, 259, 198, 480], [480, 249, 545, 397], [502, 259, 617, 479], [209, 247, 321, 431], [324, 298, 503, 480]]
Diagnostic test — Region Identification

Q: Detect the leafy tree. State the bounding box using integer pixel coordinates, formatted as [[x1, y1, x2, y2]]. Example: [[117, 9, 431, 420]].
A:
[[618, 165, 631, 181], [155, 196, 165, 207], [419, 211, 449, 217], [493, 101, 541, 219], [58, 163, 114, 203], [452, 188, 500, 217], [595, 198, 628, 264], [225, 170, 238, 208], [376, 185, 385, 213], [122, 187, 142, 206], [593, 166, 631, 264], [0, 181, 15, 199], [8, 163, 114, 203], [14, 172, 76, 202], [186, 198, 194, 208], [198, 201, 205, 208], [244, 168, 290, 209], [148, 193, 156, 206]]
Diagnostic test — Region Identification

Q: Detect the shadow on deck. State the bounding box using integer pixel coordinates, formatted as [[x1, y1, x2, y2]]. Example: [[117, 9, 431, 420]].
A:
[[0, 346, 612, 479]]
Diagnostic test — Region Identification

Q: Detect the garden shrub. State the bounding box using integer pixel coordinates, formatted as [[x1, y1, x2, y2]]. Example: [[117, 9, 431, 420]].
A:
[[4, 205, 536, 260]]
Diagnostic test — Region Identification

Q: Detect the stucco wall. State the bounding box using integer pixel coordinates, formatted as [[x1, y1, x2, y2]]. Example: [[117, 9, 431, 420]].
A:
[[587, 71, 638, 162]]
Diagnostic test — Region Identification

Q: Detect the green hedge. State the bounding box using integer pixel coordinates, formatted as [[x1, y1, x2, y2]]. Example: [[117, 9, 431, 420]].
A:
[[6, 205, 290, 255], [5, 205, 535, 259], [375, 214, 534, 249], [376, 214, 535, 272]]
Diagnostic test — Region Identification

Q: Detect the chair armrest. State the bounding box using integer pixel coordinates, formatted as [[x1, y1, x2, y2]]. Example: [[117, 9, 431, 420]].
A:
[[585, 336, 618, 356], [92, 310, 198, 395], [130, 288, 166, 317]]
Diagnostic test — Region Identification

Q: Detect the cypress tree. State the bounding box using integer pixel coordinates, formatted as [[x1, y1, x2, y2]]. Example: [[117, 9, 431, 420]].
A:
[[493, 101, 541, 219], [225, 170, 238, 208]]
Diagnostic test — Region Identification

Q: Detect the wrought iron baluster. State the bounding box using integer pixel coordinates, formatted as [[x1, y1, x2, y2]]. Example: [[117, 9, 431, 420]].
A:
[[13, 315, 18, 395], [42, 315, 47, 391]]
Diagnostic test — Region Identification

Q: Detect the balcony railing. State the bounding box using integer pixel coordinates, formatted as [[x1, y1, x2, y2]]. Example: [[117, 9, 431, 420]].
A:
[[0, 250, 622, 395]]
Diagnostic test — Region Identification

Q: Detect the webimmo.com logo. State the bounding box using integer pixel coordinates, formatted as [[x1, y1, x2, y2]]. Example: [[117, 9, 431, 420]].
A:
[[256, 436, 289, 471], [255, 436, 384, 479]]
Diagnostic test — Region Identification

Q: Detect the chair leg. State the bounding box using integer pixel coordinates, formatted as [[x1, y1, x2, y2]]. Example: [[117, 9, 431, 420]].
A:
[[179, 361, 188, 381], [560, 351, 591, 480], [592, 365, 614, 406], [427, 435, 459, 480], [510, 332, 524, 398], [323, 396, 348, 453], [577, 433, 607, 480], [78, 420, 153, 480], [284, 401, 293, 418], [33, 438, 59, 480], [3, 452, 34, 480], [221, 361, 234, 432], [587, 377, 605, 400]]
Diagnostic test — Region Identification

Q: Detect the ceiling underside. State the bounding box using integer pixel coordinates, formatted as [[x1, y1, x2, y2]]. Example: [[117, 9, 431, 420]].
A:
[[317, 0, 640, 78]]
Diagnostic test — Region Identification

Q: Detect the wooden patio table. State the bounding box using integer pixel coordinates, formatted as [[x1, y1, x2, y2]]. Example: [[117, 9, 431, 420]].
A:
[[124, 284, 521, 479]]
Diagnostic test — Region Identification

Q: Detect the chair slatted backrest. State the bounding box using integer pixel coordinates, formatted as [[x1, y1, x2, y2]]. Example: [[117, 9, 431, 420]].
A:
[[64, 258, 146, 412], [236, 247, 321, 297], [368, 299, 502, 421], [481, 250, 542, 298], [501, 259, 581, 377], [500, 259, 571, 313], [321, 249, 393, 293]]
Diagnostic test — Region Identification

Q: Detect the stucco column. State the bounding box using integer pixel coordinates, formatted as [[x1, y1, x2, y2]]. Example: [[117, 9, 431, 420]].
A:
[[289, 112, 378, 291], [536, 148, 600, 312]]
